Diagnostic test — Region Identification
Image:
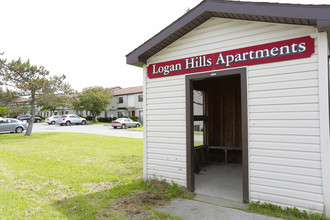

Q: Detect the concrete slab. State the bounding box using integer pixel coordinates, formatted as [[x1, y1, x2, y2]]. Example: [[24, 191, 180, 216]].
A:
[[195, 163, 242, 202], [157, 198, 282, 220], [159, 163, 281, 219], [194, 194, 246, 210]]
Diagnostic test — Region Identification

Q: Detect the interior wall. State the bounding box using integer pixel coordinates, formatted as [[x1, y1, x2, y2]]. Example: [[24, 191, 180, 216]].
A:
[[194, 75, 242, 163]]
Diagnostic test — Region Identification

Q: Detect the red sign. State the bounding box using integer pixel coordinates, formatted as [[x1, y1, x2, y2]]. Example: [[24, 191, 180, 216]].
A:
[[148, 36, 315, 79]]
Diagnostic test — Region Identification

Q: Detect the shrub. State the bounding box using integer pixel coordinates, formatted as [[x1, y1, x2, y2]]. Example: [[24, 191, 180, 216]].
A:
[[97, 117, 105, 122], [86, 115, 93, 121], [97, 117, 117, 123], [130, 116, 138, 121]]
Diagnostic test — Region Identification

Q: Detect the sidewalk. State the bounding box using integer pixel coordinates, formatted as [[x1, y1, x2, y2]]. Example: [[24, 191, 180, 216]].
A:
[[157, 195, 281, 220]]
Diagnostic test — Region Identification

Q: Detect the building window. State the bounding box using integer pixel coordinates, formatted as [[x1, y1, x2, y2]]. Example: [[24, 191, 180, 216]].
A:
[[118, 97, 123, 104], [193, 90, 206, 147], [118, 112, 123, 118], [138, 94, 143, 102]]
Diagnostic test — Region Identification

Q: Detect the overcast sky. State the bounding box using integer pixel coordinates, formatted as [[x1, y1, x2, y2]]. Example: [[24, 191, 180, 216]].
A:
[[1, 0, 329, 92]]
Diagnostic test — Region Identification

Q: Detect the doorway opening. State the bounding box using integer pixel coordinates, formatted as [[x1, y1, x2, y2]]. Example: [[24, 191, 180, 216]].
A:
[[186, 68, 248, 203]]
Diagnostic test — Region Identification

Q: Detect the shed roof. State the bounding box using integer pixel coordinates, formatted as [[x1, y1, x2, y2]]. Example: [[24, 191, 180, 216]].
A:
[[126, 0, 330, 67]]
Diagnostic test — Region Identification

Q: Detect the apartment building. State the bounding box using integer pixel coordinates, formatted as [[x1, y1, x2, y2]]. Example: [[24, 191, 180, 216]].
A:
[[101, 86, 143, 121], [15, 86, 143, 122]]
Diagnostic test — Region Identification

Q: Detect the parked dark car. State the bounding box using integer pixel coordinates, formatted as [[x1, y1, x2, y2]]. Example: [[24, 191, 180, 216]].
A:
[[17, 115, 41, 123]]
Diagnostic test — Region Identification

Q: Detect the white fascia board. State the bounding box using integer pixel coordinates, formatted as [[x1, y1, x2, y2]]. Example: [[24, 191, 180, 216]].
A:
[[317, 31, 330, 217], [143, 65, 148, 180]]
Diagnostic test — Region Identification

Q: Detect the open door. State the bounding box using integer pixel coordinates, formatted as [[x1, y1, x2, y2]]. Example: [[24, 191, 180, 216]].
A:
[[186, 68, 249, 203]]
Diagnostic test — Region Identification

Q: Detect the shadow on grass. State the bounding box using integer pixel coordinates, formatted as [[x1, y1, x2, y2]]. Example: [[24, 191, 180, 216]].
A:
[[51, 179, 192, 219], [51, 180, 144, 219], [52, 190, 119, 219]]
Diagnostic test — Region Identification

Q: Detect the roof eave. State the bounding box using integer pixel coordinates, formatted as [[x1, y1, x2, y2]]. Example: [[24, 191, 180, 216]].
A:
[[317, 19, 330, 31], [126, 0, 330, 67], [126, 1, 209, 67]]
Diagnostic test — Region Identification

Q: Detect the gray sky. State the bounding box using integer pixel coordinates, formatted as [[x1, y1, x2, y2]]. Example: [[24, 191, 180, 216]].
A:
[[1, 0, 329, 92]]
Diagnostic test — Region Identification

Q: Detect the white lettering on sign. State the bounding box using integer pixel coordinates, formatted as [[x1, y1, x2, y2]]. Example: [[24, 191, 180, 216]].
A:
[[215, 42, 307, 68], [184, 56, 212, 70], [152, 63, 182, 76], [147, 36, 314, 79]]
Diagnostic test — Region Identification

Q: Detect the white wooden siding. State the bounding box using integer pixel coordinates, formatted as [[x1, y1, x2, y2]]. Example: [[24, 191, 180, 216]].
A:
[[317, 32, 330, 216], [144, 74, 187, 184], [146, 17, 324, 212]]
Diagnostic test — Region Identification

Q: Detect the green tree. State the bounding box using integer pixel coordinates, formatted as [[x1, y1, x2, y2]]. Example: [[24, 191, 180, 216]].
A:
[[7, 102, 30, 118], [0, 87, 19, 106], [0, 87, 20, 117], [37, 93, 73, 116], [71, 95, 84, 115], [0, 106, 8, 117], [78, 86, 113, 122], [0, 56, 72, 136]]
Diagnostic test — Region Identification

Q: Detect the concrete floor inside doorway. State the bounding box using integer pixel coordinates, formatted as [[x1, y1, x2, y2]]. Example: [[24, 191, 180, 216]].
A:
[[157, 163, 281, 219], [194, 163, 245, 209]]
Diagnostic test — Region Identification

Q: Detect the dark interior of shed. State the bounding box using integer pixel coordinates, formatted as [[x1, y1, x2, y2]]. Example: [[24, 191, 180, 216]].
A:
[[193, 74, 242, 166], [192, 74, 243, 202]]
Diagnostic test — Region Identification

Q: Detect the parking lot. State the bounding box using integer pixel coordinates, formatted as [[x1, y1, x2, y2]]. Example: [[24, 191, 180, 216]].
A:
[[31, 122, 143, 139]]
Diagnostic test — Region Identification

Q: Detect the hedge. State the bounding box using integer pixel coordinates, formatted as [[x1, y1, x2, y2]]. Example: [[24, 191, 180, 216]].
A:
[[97, 117, 117, 123], [97, 116, 139, 122]]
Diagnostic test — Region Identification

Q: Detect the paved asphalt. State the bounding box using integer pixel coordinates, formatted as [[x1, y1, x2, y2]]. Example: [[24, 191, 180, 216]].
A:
[[31, 122, 143, 139]]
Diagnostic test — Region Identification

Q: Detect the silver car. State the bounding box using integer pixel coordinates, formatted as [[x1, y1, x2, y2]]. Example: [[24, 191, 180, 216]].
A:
[[111, 118, 141, 129], [0, 118, 28, 133], [56, 114, 87, 126], [45, 116, 60, 125]]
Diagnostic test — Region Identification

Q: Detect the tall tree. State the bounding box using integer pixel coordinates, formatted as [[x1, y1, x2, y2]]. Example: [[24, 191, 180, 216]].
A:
[[0, 87, 19, 106], [0, 87, 20, 117], [37, 92, 74, 116], [78, 86, 113, 122], [0, 106, 9, 117], [0, 56, 72, 136], [71, 95, 84, 115]]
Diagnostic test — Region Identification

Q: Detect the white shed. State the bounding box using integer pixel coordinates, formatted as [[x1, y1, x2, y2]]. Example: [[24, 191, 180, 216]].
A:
[[126, 0, 330, 215]]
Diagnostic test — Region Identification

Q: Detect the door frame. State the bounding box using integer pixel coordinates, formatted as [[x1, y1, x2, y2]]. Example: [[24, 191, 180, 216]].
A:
[[185, 67, 249, 202]]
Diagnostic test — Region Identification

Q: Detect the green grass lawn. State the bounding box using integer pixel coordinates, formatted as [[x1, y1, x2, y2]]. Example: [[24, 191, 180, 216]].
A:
[[0, 133, 188, 219]]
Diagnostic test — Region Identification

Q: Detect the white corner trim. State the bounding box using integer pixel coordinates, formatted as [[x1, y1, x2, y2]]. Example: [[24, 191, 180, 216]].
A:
[[317, 32, 330, 216], [143, 65, 148, 180], [246, 66, 251, 202]]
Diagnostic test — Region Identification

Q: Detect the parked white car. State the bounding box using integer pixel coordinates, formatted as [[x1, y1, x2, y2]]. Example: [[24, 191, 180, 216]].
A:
[[45, 116, 60, 125], [56, 114, 87, 126], [111, 118, 141, 129]]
